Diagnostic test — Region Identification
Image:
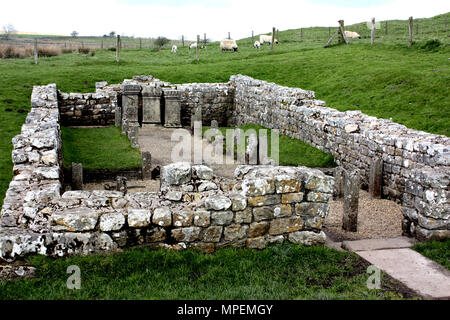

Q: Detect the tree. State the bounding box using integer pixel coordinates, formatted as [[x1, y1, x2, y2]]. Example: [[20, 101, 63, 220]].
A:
[[155, 36, 169, 48], [109, 31, 116, 38], [71, 31, 79, 38], [2, 24, 17, 39]]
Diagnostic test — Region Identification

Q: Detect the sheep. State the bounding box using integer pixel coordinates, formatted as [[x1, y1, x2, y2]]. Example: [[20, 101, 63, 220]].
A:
[[259, 35, 279, 45], [171, 45, 178, 53], [220, 39, 238, 52], [189, 42, 197, 50], [254, 41, 261, 49], [344, 31, 361, 39]]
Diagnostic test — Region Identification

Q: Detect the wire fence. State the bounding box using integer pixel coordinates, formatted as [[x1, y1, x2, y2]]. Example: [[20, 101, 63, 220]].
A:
[[0, 17, 448, 54], [274, 17, 449, 46]]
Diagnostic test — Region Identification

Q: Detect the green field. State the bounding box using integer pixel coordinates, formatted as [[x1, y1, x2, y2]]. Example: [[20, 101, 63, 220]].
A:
[[0, 244, 415, 300], [1, 13, 449, 207], [61, 126, 142, 170], [203, 123, 336, 168]]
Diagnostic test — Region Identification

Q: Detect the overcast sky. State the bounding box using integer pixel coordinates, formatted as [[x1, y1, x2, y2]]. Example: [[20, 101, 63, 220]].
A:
[[1, 0, 449, 40]]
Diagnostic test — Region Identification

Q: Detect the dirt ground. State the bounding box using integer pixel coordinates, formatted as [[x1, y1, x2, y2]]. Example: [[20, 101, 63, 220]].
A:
[[324, 190, 404, 241]]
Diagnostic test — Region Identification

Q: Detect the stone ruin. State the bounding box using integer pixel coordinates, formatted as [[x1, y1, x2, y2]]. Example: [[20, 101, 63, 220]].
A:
[[0, 74, 448, 263]]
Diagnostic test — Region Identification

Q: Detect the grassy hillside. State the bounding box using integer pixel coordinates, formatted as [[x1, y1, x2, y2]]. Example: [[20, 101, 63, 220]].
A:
[[0, 13, 449, 206]]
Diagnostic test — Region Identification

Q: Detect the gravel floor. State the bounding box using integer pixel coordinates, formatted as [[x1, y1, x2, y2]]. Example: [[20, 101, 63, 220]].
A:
[[324, 190, 404, 241], [83, 179, 160, 193]]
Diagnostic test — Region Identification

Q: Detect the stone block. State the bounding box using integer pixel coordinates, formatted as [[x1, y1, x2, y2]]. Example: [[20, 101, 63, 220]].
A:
[[269, 217, 303, 235]]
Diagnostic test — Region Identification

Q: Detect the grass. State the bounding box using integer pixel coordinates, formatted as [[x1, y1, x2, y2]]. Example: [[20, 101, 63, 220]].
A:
[[61, 126, 142, 171], [0, 13, 449, 207], [413, 240, 450, 270], [204, 123, 336, 168], [0, 244, 414, 300]]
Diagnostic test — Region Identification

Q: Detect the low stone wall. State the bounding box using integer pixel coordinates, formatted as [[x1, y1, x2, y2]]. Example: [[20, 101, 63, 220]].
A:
[[1, 84, 62, 233], [230, 75, 450, 240], [0, 161, 333, 261], [58, 83, 118, 127], [178, 83, 235, 127]]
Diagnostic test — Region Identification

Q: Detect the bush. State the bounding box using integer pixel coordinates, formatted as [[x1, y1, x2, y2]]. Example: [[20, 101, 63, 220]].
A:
[[155, 36, 170, 48], [38, 46, 61, 57], [421, 39, 442, 51], [78, 47, 90, 54]]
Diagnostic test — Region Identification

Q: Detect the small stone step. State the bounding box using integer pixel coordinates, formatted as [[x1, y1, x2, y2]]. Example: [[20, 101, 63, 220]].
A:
[[342, 237, 416, 252]]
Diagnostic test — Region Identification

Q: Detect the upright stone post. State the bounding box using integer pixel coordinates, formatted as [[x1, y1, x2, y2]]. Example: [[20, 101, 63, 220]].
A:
[[142, 86, 162, 127], [114, 104, 122, 127], [191, 105, 202, 132], [128, 124, 140, 149], [245, 133, 259, 165], [343, 169, 359, 232], [122, 84, 141, 127], [333, 167, 345, 199], [142, 151, 152, 180], [121, 119, 129, 135], [163, 89, 182, 128], [72, 163, 83, 191], [369, 158, 383, 199], [116, 176, 127, 194]]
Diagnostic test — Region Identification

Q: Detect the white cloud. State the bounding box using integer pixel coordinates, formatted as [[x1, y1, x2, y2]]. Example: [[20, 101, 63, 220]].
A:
[[0, 0, 448, 40]]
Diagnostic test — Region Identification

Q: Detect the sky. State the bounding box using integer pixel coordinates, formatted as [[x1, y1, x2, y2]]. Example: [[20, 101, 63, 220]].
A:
[[0, 0, 449, 40]]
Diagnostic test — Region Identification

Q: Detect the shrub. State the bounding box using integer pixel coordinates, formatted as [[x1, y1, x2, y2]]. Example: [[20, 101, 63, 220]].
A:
[[421, 39, 442, 51], [38, 46, 61, 57], [78, 47, 90, 54], [155, 36, 170, 48]]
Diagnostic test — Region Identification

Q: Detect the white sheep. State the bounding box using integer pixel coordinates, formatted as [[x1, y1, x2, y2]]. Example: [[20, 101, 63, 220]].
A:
[[254, 41, 261, 49], [344, 31, 361, 39], [189, 42, 197, 50], [220, 39, 238, 52], [171, 45, 178, 53], [259, 35, 279, 45]]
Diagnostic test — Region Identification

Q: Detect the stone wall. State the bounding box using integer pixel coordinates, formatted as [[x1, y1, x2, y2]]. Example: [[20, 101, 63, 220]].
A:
[[58, 82, 119, 126], [0, 162, 333, 261], [1, 84, 62, 233], [1, 74, 449, 264], [230, 75, 449, 240], [178, 83, 235, 127]]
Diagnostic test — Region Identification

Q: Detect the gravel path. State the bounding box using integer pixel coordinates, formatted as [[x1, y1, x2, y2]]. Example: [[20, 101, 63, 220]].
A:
[[324, 190, 403, 241]]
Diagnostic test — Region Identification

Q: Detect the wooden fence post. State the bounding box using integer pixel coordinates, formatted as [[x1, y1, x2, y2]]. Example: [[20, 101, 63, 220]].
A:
[[409, 16, 414, 47], [300, 28, 303, 42], [34, 39, 38, 65], [101, 40, 104, 49], [116, 35, 121, 62], [328, 26, 331, 37], [271, 27, 275, 51], [139, 38, 142, 49], [204, 33, 206, 45], [228, 32, 231, 39], [252, 30, 254, 44], [357, 24, 359, 34], [276, 29, 279, 41], [182, 35, 184, 47], [196, 35, 199, 61], [385, 21, 388, 35], [371, 17, 375, 45], [338, 20, 348, 44]]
